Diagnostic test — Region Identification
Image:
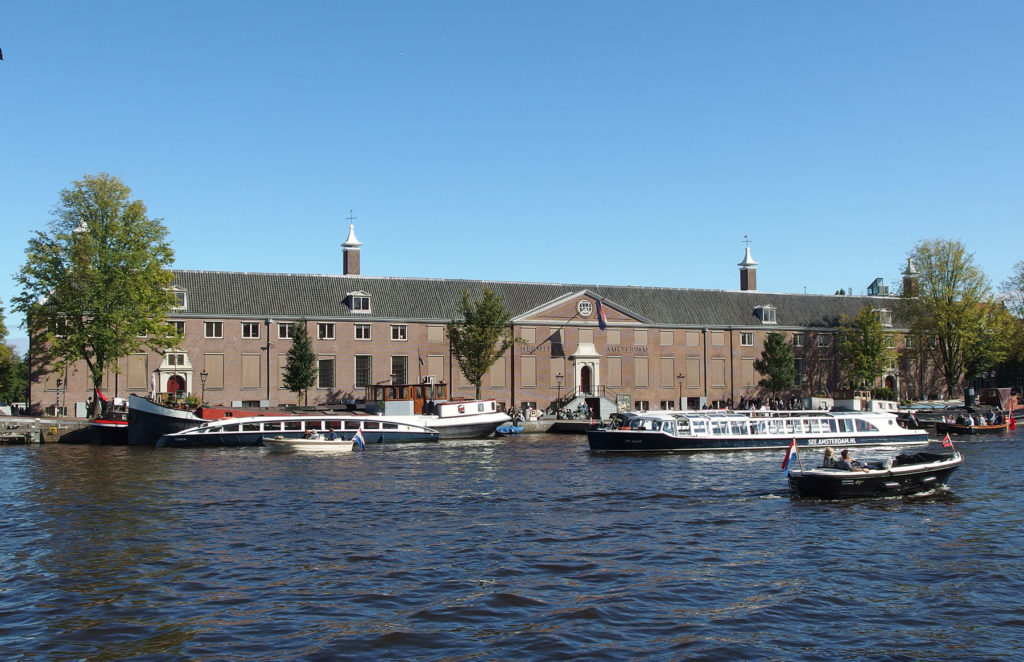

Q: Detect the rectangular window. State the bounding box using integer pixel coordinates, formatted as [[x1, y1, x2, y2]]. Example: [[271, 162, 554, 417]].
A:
[[127, 354, 148, 390], [607, 356, 622, 388], [318, 323, 335, 340], [278, 323, 294, 340], [579, 328, 594, 344], [427, 355, 444, 384], [686, 330, 700, 347], [391, 356, 408, 385], [391, 325, 408, 341], [355, 355, 372, 388], [171, 321, 185, 337], [352, 323, 370, 340], [792, 332, 804, 347], [634, 329, 648, 346], [549, 358, 565, 387], [173, 290, 186, 310], [794, 358, 805, 386], [686, 357, 700, 389], [741, 357, 755, 387], [241, 353, 261, 389], [762, 308, 776, 324], [817, 334, 832, 348], [521, 356, 537, 388], [352, 295, 370, 312], [635, 356, 649, 388], [205, 321, 223, 338], [660, 401, 674, 410], [711, 331, 725, 347], [711, 358, 726, 388], [427, 325, 445, 343], [204, 354, 224, 390], [489, 356, 505, 388], [660, 357, 675, 388], [660, 330, 674, 346], [635, 400, 650, 412], [520, 327, 536, 344], [242, 322, 260, 339], [740, 332, 753, 346], [318, 358, 336, 389], [606, 328, 621, 345]]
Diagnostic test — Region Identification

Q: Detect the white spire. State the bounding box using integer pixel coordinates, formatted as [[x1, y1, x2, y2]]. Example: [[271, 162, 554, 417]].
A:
[[738, 245, 758, 268], [342, 223, 362, 249]]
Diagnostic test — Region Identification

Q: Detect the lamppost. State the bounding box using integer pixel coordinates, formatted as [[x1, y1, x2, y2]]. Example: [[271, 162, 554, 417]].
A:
[[556, 373, 564, 417], [200, 370, 208, 405], [677, 373, 685, 410]]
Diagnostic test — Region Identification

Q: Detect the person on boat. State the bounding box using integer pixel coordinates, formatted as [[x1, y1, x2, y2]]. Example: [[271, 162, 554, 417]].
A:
[[327, 429, 337, 440], [835, 449, 870, 472], [822, 447, 836, 468]]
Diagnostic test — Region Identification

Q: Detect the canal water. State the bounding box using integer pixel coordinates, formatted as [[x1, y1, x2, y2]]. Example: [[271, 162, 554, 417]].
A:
[[2, 431, 1022, 661]]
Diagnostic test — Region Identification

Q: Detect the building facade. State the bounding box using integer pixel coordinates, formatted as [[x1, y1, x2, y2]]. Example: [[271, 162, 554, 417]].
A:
[[29, 229, 943, 416]]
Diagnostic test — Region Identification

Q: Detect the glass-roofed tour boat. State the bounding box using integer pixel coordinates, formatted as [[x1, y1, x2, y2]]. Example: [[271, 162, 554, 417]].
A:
[[587, 409, 928, 452]]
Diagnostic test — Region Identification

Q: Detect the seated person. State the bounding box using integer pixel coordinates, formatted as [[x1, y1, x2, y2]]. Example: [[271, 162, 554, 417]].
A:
[[834, 449, 870, 472], [821, 447, 836, 468]]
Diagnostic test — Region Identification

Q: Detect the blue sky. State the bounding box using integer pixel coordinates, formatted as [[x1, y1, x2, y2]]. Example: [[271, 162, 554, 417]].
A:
[[3, 2, 1023, 353]]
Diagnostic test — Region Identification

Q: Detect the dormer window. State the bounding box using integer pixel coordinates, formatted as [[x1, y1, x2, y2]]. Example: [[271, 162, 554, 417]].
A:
[[874, 308, 893, 327], [755, 305, 777, 325], [348, 291, 371, 313], [172, 289, 186, 311]]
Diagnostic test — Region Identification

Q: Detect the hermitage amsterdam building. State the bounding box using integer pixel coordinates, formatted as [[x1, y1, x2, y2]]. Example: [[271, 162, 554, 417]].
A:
[[31, 225, 938, 417]]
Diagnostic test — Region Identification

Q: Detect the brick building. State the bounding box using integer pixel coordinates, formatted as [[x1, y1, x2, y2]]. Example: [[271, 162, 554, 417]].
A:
[[30, 228, 939, 416]]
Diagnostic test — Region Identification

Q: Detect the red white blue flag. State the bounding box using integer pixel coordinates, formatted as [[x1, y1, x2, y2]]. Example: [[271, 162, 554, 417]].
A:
[[352, 423, 366, 450], [596, 299, 608, 331], [781, 439, 798, 471]]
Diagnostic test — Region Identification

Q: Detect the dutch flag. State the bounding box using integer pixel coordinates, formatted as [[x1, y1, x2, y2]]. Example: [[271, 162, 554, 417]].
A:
[[781, 439, 798, 471], [596, 299, 608, 331], [352, 423, 366, 450]]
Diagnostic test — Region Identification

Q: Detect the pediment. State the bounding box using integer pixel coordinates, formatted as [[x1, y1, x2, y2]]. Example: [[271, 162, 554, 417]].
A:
[[513, 290, 650, 327]]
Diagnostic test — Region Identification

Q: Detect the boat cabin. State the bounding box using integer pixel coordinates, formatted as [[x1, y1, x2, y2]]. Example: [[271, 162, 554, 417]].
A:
[[367, 382, 450, 415]]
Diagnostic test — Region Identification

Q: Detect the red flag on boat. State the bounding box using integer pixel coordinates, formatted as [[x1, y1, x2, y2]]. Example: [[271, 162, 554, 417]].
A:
[[1010, 414, 1017, 431], [94, 388, 109, 403], [941, 434, 953, 448]]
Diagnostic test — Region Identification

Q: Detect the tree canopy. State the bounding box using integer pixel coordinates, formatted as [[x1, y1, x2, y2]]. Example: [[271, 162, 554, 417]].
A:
[[754, 332, 796, 399], [447, 288, 516, 400], [899, 239, 1011, 397], [0, 302, 27, 405], [282, 322, 317, 405], [837, 305, 896, 389], [13, 173, 179, 416]]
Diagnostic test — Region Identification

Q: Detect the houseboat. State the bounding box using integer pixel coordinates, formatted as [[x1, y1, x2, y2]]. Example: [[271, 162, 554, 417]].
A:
[[156, 414, 439, 447], [587, 409, 929, 452]]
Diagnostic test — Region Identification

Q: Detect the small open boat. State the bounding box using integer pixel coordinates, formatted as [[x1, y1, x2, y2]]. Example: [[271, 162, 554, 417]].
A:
[[495, 424, 525, 436], [934, 420, 1009, 435], [262, 433, 359, 453], [787, 444, 963, 499]]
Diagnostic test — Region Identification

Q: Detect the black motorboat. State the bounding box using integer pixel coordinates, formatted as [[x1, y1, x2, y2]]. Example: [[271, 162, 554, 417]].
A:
[[787, 444, 963, 499]]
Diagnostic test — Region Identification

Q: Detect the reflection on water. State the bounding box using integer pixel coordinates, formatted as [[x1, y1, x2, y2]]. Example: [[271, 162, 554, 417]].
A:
[[2, 433, 1023, 660]]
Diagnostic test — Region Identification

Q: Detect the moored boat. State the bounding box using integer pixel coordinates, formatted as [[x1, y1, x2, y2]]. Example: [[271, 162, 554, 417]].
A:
[[587, 409, 928, 452], [934, 420, 1010, 435], [262, 433, 360, 453], [156, 413, 440, 447], [787, 443, 963, 499], [365, 382, 511, 439]]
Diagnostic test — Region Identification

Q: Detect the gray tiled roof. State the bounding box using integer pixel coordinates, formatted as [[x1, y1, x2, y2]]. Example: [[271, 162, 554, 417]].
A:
[[172, 270, 904, 330]]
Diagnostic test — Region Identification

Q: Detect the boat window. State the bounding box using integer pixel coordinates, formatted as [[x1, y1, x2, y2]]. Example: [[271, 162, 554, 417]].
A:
[[784, 420, 795, 434], [690, 420, 706, 434], [855, 418, 878, 432], [383, 423, 398, 430], [344, 421, 361, 430], [712, 420, 728, 435], [839, 419, 854, 433], [731, 421, 748, 435], [651, 420, 662, 431], [242, 422, 261, 432], [414, 386, 425, 399], [221, 424, 239, 432], [307, 421, 324, 431], [663, 421, 676, 435], [284, 421, 302, 431], [325, 421, 342, 430], [364, 421, 380, 430], [263, 422, 282, 432], [827, 420, 837, 433], [752, 421, 768, 435]]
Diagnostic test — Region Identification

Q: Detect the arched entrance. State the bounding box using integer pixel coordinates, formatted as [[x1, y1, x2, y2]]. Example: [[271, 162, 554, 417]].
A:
[[884, 375, 896, 391], [167, 374, 186, 395], [580, 365, 592, 395]]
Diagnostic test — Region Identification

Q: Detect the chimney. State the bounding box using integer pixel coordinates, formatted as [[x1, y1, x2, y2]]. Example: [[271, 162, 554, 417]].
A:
[[738, 245, 758, 291], [342, 223, 362, 276]]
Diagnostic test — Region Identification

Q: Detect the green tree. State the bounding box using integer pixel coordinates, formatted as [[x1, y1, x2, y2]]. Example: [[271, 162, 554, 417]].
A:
[[13, 173, 179, 416], [899, 239, 1011, 396], [754, 332, 796, 399], [0, 302, 26, 404], [282, 322, 317, 405], [837, 305, 896, 389], [447, 287, 516, 400]]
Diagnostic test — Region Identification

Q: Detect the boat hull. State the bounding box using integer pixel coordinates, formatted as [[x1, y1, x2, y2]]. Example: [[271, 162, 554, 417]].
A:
[[262, 436, 356, 453], [158, 428, 439, 447], [587, 430, 929, 452], [934, 422, 1009, 435], [788, 453, 963, 499], [126, 395, 204, 446]]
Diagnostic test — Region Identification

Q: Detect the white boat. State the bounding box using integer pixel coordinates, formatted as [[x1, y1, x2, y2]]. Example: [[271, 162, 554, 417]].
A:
[[365, 382, 511, 439], [156, 414, 440, 447], [262, 433, 358, 453], [588, 409, 929, 452]]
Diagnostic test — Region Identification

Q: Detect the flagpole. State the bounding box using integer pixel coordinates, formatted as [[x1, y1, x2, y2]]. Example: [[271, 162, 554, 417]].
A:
[[794, 438, 804, 471]]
